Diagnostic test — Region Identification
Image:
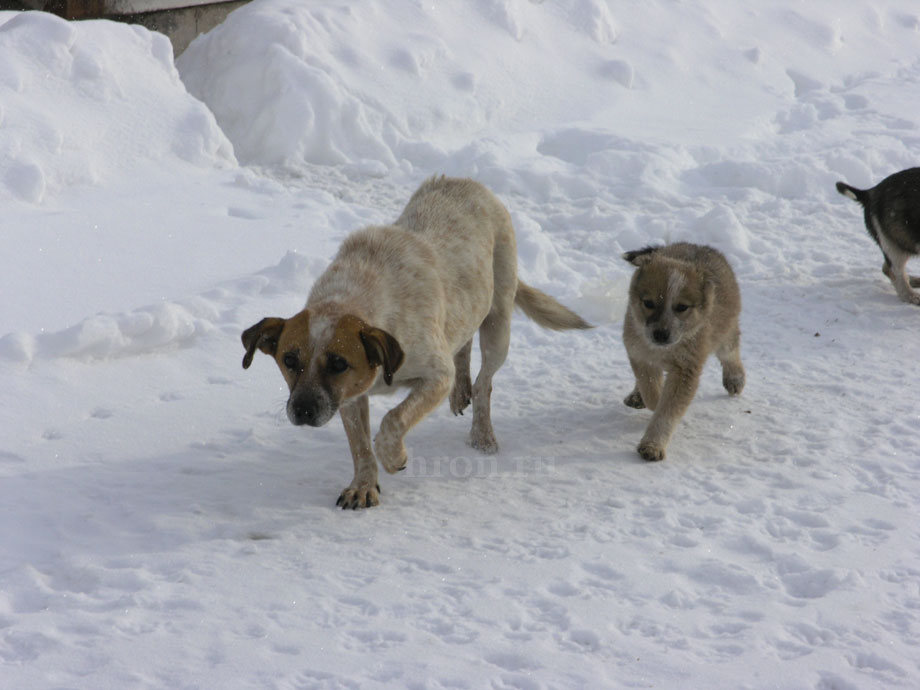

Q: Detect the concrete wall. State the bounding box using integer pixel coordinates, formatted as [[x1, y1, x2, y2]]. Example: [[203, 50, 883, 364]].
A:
[[118, 1, 249, 55], [1, 1, 250, 56]]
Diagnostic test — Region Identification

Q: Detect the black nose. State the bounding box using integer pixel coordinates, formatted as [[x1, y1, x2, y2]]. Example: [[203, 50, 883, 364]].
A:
[[652, 328, 670, 344], [290, 398, 318, 426]]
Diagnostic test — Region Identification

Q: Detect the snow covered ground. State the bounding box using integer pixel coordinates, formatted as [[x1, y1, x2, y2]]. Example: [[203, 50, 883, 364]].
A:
[[2, 1, 920, 688]]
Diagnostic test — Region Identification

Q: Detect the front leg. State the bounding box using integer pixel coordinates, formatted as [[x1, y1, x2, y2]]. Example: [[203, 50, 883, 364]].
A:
[[337, 396, 380, 509], [638, 365, 701, 461], [375, 372, 452, 474], [628, 356, 663, 411]]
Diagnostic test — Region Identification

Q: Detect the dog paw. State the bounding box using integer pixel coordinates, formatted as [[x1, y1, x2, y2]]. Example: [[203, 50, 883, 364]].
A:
[[623, 389, 646, 409], [374, 434, 408, 474], [637, 440, 666, 462], [723, 371, 745, 396], [336, 482, 381, 510], [468, 429, 499, 454], [449, 378, 472, 415]]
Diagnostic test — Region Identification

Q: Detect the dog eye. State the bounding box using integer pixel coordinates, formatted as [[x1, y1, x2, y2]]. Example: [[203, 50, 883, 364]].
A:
[[674, 303, 690, 313], [327, 354, 348, 374], [642, 299, 656, 309], [282, 353, 299, 370]]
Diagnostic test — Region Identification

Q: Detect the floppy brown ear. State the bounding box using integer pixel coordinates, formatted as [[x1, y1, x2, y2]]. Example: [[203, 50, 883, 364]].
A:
[[360, 326, 404, 385], [241, 317, 286, 369]]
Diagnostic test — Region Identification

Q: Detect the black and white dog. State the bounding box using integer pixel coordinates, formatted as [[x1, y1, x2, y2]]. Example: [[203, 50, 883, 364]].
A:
[[837, 168, 920, 305]]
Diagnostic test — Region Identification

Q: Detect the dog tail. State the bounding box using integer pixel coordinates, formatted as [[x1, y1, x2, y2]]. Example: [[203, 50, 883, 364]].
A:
[[836, 181, 869, 205], [514, 281, 593, 331]]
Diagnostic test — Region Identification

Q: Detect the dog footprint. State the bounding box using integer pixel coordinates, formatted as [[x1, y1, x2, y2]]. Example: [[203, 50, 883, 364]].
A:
[[564, 628, 601, 652], [843, 94, 868, 110], [546, 580, 579, 597], [227, 206, 266, 220], [581, 562, 624, 582], [90, 407, 113, 420]]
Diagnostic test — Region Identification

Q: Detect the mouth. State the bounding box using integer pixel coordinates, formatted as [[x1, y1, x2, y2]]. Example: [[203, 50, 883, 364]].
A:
[[288, 409, 336, 427]]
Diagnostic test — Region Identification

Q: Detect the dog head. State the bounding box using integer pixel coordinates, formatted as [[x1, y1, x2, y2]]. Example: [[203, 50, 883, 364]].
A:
[[624, 248, 713, 348], [241, 310, 404, 427]]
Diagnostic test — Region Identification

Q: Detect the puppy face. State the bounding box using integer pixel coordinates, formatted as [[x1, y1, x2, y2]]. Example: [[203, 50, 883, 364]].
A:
[[242, 311, 403, 427], [629, 257, 710, 348]]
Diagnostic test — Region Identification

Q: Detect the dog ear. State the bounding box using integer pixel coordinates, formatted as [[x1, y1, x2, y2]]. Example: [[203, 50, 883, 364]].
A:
[[241, 317, 286, 369], [700, 279, 716, 311], [360, 326, 404, 385], [622, 246, 660, 267]]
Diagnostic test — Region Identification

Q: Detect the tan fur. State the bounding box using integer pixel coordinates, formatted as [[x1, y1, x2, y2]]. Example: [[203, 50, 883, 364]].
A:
[[515, 282, 592, 330], [242, 176, 590, 508], [621, 243, 745, 461]]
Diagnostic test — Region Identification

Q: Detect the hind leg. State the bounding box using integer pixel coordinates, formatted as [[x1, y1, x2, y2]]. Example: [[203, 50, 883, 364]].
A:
[[717, 325, 745, 396], [883, 256, 920, 289], [468, 305, 512, 454], [468, 219, 518, 453], [450, 339, 473, 415], [877, 228, 920, 304]]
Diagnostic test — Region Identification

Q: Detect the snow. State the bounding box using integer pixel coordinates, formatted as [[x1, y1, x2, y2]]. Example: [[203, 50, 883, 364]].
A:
[[2, 1, 920, 688]]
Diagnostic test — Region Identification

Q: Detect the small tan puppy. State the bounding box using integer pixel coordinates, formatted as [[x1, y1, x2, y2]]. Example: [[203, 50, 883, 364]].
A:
[[242, 176, 590, 508], [621, 243, 745, 461]]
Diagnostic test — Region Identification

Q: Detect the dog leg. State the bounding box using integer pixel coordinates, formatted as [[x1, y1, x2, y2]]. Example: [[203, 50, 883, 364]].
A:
[[638, 365, 701, 461], [337, 395, 380, 509], [450, 339, 473, 415], [375, 370, 453, 473], [623, 388, 645, 409], [628, 356, 663, 412], [879, 233, 920, 305], [880, 261, 920, 287], [716, 327, 745, 396], [468, 308, 512, 454]]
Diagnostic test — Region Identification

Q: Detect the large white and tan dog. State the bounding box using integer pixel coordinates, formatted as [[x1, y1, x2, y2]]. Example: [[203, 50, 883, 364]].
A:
[[242, 176, 590, 508], [622, 243, 745, 462]]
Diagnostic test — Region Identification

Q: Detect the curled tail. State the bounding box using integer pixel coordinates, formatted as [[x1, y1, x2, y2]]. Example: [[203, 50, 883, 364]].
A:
[[836, 181, 870, 205], [514, 280, 592, 330]]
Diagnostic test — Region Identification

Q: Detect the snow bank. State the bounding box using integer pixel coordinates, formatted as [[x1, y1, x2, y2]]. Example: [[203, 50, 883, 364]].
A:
[[0, 249, 330, 364], [5, 3, 920, 688], [177, 0, 633, 175], [0, 11, 234, 203], [178, 0, 920, 176], [176, 0, 920, 310]]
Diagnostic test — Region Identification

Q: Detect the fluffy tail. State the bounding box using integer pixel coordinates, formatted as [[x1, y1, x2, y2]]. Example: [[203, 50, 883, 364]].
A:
[[836, 181, 869, 205], [514, 281, 592, 330]]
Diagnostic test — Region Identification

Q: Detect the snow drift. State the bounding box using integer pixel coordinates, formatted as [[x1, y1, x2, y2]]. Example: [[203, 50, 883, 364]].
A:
[[3, 1, 920, 689], [0, 11, 234, 204]]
